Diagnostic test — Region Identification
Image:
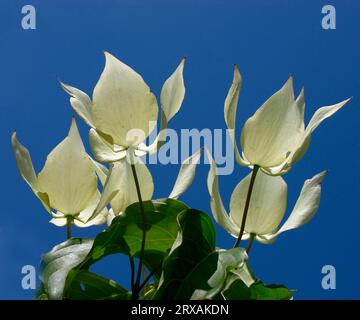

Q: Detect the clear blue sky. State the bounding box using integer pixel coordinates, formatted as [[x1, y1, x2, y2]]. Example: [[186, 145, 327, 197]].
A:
[[0, 0, 359, 299]]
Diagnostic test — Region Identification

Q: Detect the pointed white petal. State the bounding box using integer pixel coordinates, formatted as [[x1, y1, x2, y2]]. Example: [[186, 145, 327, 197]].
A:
[[75, 192, 108, 227], [288, 98, 351, 166], [275, 171, 327, 236], [306, 98, 351, 135], [11, 132, 38, 190], [89, 128, 127, 162], [92, 155, 154, 218], [109, 157, 154, 215], [140, 58, 185, 155], [11, 132, 52, 212], [92, 52, 158, 147], [90, 164, 120, 220], [241, 77, 304, 168], [206, 149, 240, 237], [49, 217, 67, 227], [169, 148, 203, 199], [60, 82, 94, 128], [89, 157, 109, 185], [224, 65, 249, 166], [230, 170, 287, 235], [37, 119, 98, 215], [160, 58, 186, 122], [296, 88, 306, 132]]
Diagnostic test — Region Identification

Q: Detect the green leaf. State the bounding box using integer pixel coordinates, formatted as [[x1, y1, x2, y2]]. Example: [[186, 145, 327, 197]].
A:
[[64, 270, 131, 300], [222, 279, 294, 300], [79, 198, 188, 274], [249, 281, 295, 300], [39, 238, 94, 300], [154, 209, 219, 300]]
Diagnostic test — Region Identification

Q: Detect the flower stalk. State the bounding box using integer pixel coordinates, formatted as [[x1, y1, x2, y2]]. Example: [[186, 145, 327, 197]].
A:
[[233, 165, 259, 248], [130, 163, 147, 300], [66, 217, 72, 240], [246, 233, 255, 254]]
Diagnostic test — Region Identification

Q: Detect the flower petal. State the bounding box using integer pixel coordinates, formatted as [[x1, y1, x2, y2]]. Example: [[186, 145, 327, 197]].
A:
[[274, 170, 327, 236], [224, 65, 249, 166], [89, 157, 109, 185], [60, 82, 94, 128], [206, 149, 240, 237], [140, 59, 186, 155], [241, 77, 303, 168], [92, 155, 154, 218], [92, 52, 158, 147], [229, 170, 287, 235], [37, 119, 98, 215], [89, 128, 127, 162], [11, 132, 38, 190], [160, 58, 186, 122], [169, 148, 203, 199], [75, 192, 108, 227], [11, 132, 52, 212], [289, 98, 351, 166]]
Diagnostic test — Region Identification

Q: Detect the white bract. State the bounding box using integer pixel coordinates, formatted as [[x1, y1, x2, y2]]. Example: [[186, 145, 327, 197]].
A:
[[207, 150, 327, 244], [61, 52, 198, 221], [225, 66, 351, 175], [12, 119, 108, 227]]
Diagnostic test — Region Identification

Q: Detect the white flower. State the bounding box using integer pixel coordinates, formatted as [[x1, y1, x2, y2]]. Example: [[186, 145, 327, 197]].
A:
[[12, 118, 108, 227], [207, 150, 327, 244], [225, 66, 351, 175], [61, 53, 199, 220]]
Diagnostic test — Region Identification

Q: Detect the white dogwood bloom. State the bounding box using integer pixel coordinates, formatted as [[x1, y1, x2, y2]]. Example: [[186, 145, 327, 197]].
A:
[[225, 65, 351, 175], [61, 53, 199, 220], [12, 118, 108, 227], [207, 150, 327, 244]]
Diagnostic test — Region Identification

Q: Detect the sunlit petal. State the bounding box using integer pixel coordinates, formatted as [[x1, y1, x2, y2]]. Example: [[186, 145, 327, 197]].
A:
[[89, 128, 127, 162], [224, 65, 249, 166], [230, 170, 287, 235], [92, 52, 158, 147], [169, 148, 202, 199], [241, 77, 303, 168], [37, 119, 98, 215], [60, 82, 94, 127], [206, 149, 240, 237]]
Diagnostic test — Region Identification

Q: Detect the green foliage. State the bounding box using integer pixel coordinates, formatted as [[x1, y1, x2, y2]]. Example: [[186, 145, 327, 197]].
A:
[[221, 279, 294, 300], [37, 198, 295, 300], [154, 209, 218, 300], [64, 270, 131, 300], [76, 198, 188, 276]]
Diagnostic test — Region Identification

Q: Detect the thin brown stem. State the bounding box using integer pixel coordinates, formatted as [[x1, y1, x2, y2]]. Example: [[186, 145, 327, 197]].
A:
[[246, 233, 255, 254], [66, 217, 72, 240], [130, 163, 146, 300], [233, 165, 259, 248]]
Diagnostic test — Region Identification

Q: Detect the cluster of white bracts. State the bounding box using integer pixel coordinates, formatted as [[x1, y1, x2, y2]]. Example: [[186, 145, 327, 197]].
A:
[[12, 52, 201, 227], [12, 53, 350, 246], [207, 66, 350, 244]]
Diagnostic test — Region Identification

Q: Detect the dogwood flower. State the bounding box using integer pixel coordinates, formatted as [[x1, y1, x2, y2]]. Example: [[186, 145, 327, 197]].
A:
[[225, 66, 351, 175], [61, 52, 195, 219], [207, 150, 327, 244], [12, 118, 108, 227]]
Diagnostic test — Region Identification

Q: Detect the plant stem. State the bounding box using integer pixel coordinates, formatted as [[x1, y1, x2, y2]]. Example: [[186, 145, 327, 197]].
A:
[[130, 163, 146, 300], [66, 217, 72, 240], [138, 264, 161, 294], [233, 165, 259, 248], [129, 256, 135, 293], [246, 233, 255, 254]]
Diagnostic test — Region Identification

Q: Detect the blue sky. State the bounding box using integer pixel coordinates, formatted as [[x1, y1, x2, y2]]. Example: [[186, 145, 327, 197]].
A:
[[0, 0, 359, 299]]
